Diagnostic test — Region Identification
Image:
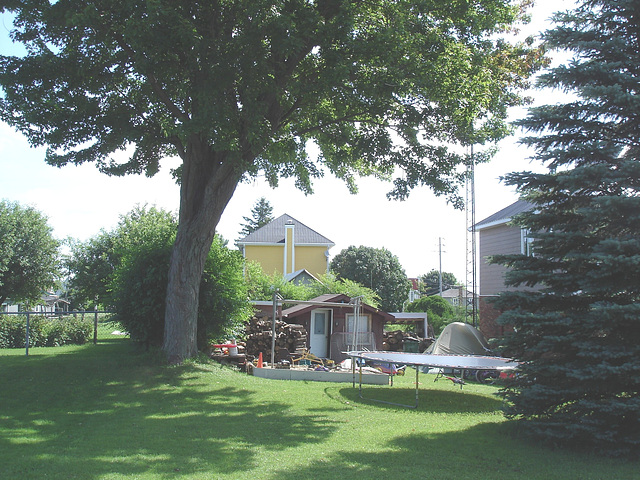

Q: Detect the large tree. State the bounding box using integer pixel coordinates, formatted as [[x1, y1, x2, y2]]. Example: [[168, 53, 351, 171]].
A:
[[0, 200, 59, 307], [419, 269, 460, 295], [0, 1, 543, 362], [492, 0, 640, 457], [330, 245, 409, 312]]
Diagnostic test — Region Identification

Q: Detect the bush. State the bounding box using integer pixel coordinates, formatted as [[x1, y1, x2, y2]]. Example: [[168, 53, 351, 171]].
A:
[[0, 315, 93, 348]]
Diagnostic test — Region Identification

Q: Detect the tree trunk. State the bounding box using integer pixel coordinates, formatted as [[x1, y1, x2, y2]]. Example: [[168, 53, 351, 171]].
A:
[[162, 138, 242, 364]]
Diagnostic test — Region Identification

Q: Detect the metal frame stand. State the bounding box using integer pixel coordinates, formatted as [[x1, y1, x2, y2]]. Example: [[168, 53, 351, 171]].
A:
[[357, 363, 420, 409]]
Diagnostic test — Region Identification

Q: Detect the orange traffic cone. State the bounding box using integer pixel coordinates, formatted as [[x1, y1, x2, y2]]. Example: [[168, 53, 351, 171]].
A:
[[257, 352, 263, 368]]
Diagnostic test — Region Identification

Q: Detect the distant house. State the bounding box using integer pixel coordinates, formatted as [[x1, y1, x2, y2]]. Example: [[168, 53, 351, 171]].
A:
[[407, 278, 421, 304], [1, 291, 70, 314], [281, 293, 394, 362], [475, 199, 535, 338], [236, 214, 334, 279], [437, 287, 476, 309]]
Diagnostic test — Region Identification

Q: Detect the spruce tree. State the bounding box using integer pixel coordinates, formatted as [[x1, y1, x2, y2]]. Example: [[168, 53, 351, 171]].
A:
[[492, 0, 640, 457], [238, 198, 275, 238]]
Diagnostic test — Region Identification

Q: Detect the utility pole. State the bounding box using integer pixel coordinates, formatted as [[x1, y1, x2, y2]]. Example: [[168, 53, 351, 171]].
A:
[[438, 237, 443, 295]]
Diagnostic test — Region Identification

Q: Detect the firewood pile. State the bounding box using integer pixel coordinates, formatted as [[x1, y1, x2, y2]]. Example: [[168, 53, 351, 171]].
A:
[[382, 330, 433, 353], [243, 315, 308, 359]]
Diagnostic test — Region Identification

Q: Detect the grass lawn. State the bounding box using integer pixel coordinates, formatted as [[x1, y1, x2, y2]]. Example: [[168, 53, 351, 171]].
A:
[[1, 331, 637, 480]]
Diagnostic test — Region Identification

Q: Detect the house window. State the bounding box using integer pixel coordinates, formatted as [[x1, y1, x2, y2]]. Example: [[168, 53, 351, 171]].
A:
[[521, 228, 535, 257], [346, 314, 371, 332]]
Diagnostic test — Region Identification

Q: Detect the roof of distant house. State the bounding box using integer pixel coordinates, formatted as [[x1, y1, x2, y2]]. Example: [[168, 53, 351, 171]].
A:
[[474, 199, 535, 231], [437, 287, 475, 298], [236, 214, 334, 245]]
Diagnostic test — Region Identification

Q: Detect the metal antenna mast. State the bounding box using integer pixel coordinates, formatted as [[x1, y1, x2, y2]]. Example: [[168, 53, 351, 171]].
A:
[[465, 144, 478, 327]]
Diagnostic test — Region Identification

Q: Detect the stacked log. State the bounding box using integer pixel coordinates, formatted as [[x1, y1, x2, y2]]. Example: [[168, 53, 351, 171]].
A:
[[243, 316, 308, 359], [382, 330, 433, 352]]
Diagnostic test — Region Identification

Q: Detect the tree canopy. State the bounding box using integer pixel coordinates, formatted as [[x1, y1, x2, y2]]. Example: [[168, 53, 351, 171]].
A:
[[330, 245, 409, 312], [245, 263, 380, 308], [419, 269, 460, 295], [0, 1, 545, 362], [405, 295, 455, 335], [492, 0, 640, 457], [0, 200, 59, 307]]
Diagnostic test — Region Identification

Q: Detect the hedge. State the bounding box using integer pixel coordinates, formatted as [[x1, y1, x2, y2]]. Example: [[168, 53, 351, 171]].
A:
[[0, 315, 93, 348]]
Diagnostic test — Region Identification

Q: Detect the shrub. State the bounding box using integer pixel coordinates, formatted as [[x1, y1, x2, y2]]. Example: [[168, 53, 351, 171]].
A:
[[0, 315, 93, 348]]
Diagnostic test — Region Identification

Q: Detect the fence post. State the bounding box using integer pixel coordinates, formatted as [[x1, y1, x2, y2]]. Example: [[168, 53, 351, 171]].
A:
[[93, 307, 98, 345], [25, 312, 30, 356]]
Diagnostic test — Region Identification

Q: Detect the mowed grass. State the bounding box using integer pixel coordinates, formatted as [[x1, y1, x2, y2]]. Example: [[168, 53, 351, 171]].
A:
[[1, 333, 637, 480]]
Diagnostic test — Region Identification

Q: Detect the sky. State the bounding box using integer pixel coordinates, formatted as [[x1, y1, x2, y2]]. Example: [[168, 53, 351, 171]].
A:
[[0, 1, 573, 283]]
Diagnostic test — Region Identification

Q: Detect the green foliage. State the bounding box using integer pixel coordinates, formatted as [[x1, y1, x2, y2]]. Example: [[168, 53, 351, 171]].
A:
[[108, 207, 250, 348], [330, 245, 409, 312], [197, 236, 253, 346], [405, 295, 455, 335], [244, 264, 379, 309], [419, 269, 460, 295], [309, 273, 380, 308], [491, 0, 640, 457], [111, 238, 173, 349], [0, 1, 543, 204], [0, 200, 60, 306], [66, 205, 174, 310], [0, 315, 92, 348], [244, 261, 312, 302], [237, 197, 274, 239], [65, 232, 118, 309], [0, 0, 546, 361]]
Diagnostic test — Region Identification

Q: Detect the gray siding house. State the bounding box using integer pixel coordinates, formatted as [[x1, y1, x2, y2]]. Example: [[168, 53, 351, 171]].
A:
[[475, 200, 535, 338]]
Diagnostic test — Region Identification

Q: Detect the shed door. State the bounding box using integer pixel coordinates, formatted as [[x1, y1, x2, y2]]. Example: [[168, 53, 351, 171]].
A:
[[310, 309, 330, 358]]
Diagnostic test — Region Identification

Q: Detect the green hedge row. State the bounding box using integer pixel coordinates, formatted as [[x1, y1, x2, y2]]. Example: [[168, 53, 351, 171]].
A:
[[0, 315, 93, 348]]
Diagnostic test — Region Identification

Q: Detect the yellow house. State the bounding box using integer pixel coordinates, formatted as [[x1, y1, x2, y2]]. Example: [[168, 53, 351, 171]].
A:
[[237, 214, 334, 279]]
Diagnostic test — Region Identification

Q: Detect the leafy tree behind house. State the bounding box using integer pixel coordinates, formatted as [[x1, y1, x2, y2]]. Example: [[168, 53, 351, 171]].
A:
[[238, 197, 274, 238], [330, 246, 409, 312], [0, 200, 59, 307], [0, 2, 545, 362], [245, 263, 379, 308], [405, 295, 455, 336], [492, 0, 640, 457], [419, 269, 460, 295]]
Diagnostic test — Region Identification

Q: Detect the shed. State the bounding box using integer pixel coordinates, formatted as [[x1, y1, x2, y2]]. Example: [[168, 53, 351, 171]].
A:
[[282, 294, 394, 363]]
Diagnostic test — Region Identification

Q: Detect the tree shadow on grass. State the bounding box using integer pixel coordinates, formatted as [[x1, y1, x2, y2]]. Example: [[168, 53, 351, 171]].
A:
[[266, 422, 639, 480], [0, 340, 339, 479], [334, 384, 504, 414]]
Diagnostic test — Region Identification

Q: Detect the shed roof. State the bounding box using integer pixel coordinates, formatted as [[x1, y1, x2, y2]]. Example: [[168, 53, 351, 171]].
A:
[[282, 294, 394, 321], [237, 214, 334, 245], [474, 200, 534, 231]]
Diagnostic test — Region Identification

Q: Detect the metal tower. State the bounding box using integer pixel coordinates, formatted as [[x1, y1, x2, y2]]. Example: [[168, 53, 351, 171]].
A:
[[465, 145, 478, 327]]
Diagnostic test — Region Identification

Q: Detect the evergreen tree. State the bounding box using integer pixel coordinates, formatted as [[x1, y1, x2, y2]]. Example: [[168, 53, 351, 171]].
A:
[[492, 0, 640, 457], [238, 197, 274, 238]]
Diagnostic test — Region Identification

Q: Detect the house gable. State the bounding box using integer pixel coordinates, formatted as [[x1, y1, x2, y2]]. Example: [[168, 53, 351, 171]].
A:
[[237, 214, 334, 278]]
